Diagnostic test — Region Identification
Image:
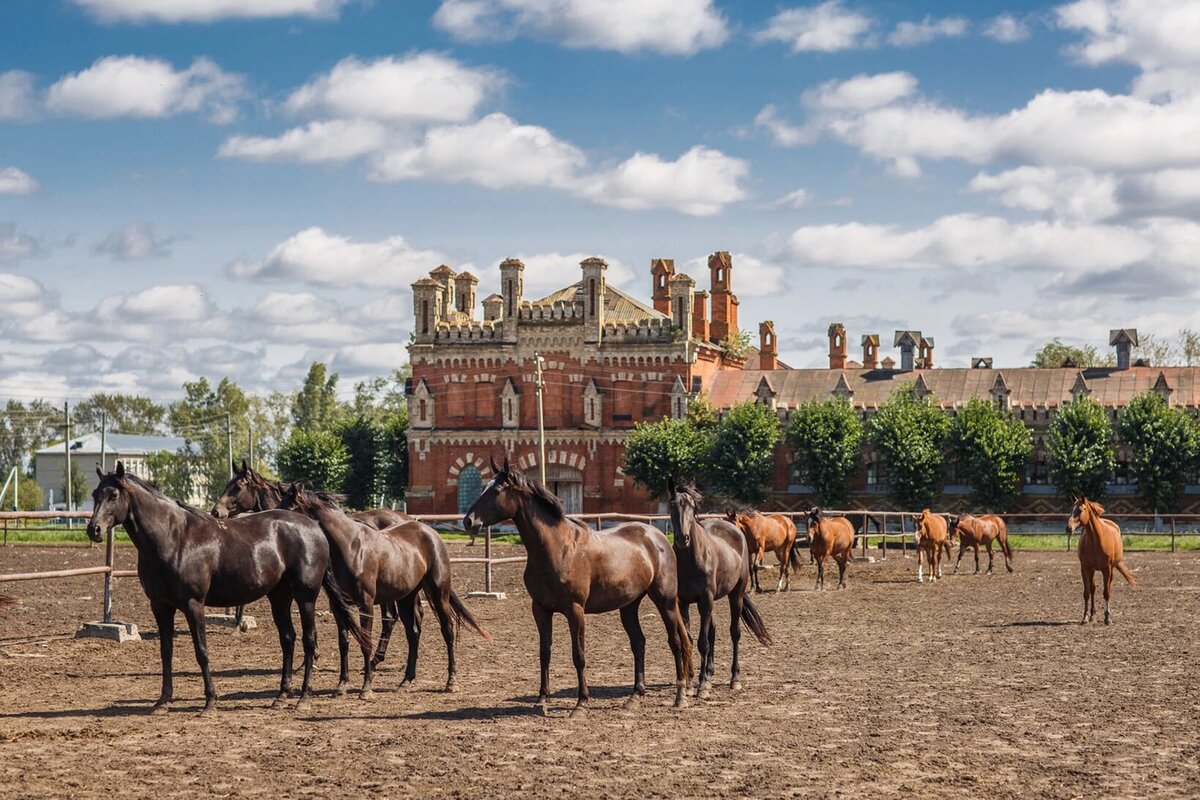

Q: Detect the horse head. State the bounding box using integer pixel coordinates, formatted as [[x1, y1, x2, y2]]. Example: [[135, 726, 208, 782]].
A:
[[87, 461, 131, 543], [464, 456, 556, 529], [212, 461, 268, 518], [668, 482, 702, 548], [946, 514, 960, 539], [806, 507, 822, 533], [1066, 497, 1088, 534]]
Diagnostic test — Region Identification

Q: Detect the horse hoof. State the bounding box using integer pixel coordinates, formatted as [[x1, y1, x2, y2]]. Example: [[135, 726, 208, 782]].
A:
[[360, 689, 375, 702], [150, 702, 169, 716], [294, 698, 312, 714], [370, 657, 382, 668], [271, 694, 287, 709], [444, 681, 457, 694], [568, 705, 588, 720], [673, 694, 688, 710], [730, 680, 743, 693], [535, 702, 551, 717], [696, 685, 711, 701], [334, 683, 349, 697], [623, 693, 643, 710], [199, 703, 216, 717]]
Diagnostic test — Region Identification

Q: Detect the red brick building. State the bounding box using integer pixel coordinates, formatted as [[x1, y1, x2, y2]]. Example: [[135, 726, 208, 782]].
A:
[[405, 253, 758, 515]]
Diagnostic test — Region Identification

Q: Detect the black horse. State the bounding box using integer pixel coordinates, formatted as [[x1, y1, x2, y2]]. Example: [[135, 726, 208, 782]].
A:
[[87, 462, 366, 714]]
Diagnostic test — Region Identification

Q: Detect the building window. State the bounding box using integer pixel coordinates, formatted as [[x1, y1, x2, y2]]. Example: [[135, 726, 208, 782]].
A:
[[506, 280, 514, 317], [419, 399, 427, 422], [866, 458, 890, 488], [788, 462, 809, 487], [457, 466, 483, 515], [1113, 454, 1133, 485], [421, 299, 429, 334], [589, 279, 597, 317], [1027, 455, 1050, 485]]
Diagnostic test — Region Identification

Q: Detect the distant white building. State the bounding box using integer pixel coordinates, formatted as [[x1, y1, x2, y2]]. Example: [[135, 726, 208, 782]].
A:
[[34, 432, 206, 509]]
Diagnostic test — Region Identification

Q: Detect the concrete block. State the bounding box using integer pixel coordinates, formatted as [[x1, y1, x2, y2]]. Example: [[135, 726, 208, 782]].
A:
[[466, 591, 507, 600], [75, 621, 141, 643], [206, 613, 257, 631]]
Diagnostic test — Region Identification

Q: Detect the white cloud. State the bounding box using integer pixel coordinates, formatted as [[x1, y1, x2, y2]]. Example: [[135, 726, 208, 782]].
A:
[[968, 166, 1120, 223], [0, 71, 36, 121], [754, 105, 817, 147], [94, 222, 175, 260], [433, 0, 728, 55], [514, 253, 636, 297], [0, 168, 38, 195], [231, 226, 450, 290], [756, 1, 874, 53], [683, 253, 786, 297], [284, 54, 503, 124], [370, 113, 585, 190], [71, 0, 353, 22], [219, 119, 387, 163], [331, 343, 411, 373], [580, 146, 748, 217], [984, 13, 1031, 43], [887, 16, 968, 47], [0, 224, 43, 263], [46, 56, 245, 123], [805, 71, 918, 111], [773, 188, 815, 208], [0, 273, 54, 319], [1057, 0, 1200, 70], [98, 284, 213, 322]]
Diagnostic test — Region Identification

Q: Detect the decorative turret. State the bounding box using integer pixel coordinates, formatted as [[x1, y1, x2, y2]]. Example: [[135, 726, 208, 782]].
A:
[[692, 290, 709, 341], [708, 251, 738, 344], [453, 271, 478, 318], [862, 334, 880, 369], [918, 336, 935, 369], [581, 257, 607, 343], [1110, 329, 1138, 370], [759, 321, 778, 370], [499, 258, 524, 336], [411, 278, 445, 344], [430, 264, 456, 320], [828, 323, 847, 370], [651, 258, 675, 316], [482, 293, 503, 322], [894, 330, 921, 371], [669, 273, 696, 342]]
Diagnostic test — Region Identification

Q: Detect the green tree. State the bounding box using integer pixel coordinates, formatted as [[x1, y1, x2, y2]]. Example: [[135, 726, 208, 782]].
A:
[[685, 394, 719, 432], [1117, 392, 1199, 513], [15, 473, 42, 511], [623, 418, 711, 500], [708, 402, 781, 505], [167, 377, 251, 504], [1031, 339, 1113, 368], [378, 408, 408, 504], [247, 391, 292, 478], [335, 416, 382, 509], [1048, 396, 1114, 501], [867, 388, 950, 509], [351, 368, 411, 425], [292, 362, 343, 432], [946, 399, 1033, 510], [73, 393, 165, 435], [275, 429, 349, 492], [145, 451, 197, 504], [785, 398, 864, 507], [0, 399, 63, 471], [62, 460, 87, 508]]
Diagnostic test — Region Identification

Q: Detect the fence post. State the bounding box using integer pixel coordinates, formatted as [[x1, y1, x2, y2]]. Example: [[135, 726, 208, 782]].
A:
[[102, 524, 115, 624], [484, 525, 493, 594], [1171, 516, 1177, 553], [860, 514, 867, 559], [900, 514, 907, 558]]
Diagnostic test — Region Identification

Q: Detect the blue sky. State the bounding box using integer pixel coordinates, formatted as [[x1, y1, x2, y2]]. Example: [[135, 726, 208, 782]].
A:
[[2, 0, 1198, 400]]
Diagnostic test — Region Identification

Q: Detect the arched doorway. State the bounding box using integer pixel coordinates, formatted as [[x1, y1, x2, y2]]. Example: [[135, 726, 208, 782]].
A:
[[545, 463, 582, 514], [457, 465, 483, 515]]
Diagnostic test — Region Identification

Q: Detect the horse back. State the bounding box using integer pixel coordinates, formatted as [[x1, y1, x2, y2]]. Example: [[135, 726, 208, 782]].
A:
[[579, 523, 673, 613]]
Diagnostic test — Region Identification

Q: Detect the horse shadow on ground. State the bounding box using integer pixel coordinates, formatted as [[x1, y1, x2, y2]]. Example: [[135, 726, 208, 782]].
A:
[[984, 620, 1075, 628]]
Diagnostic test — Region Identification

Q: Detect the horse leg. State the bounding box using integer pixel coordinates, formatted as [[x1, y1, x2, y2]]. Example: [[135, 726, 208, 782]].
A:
[[181, 599, 216, 714], [954, 541, 966, 574], [986, 541, 995, 574], [775, 546, 788, 592], [532, 601, 553, 716], [295, 593, 318, 711], [815, 556, 825, 591], [727, 592, 743, 692], [334, 617, 351, 696], [371, 601, 397, 667], [150, 601, 176, 714], [618, 602, 647, 708], [397, 594, 422, 689], [565, 603, 589, 718], [917, 545, 924, 583], [705, 617, 717, 682], [695, 597, 714, 699], [837, 554, 849, 589], [973, 543, 981, 575], [1102, 565, 1114, 625], [427, 584, 458, 692], [754, 547, 765, 593], [358, 601, 377, 700], [267, 589, 296, 708], [1080, 565, 1094, 624], [651, 596, 688, 710], [679, 602, 694, 689]]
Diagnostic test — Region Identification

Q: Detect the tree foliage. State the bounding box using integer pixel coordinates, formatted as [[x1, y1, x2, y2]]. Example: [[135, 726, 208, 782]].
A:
[[709, 402, 781, 505], [73, 393, 165, 436], [867, 389, 950, 509], [275, 429, 349, 492], [685, 394, 719, 432], [1031, 338, 1112, 368], [0, 399, 63, 471], [1048, 396, 1114, 501], [292, 362, 343, 432], [785, 398, 864, 507], [1117, 392, 1199, 513], [379, 408, 409, 504], [62, 460, 88, 508], [946, 399, 1032, 510], [335, 416, 382, 510], [623, 418, 711, 499], [168, 377, 251, 504], [145, 451, 197, 504]]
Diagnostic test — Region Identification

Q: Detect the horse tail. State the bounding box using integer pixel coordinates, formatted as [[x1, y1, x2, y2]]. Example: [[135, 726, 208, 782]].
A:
[[322, 568, 372, 653], [1001, 531, 1014, 562], [788, 535, 805, 571], [448, 589, 494, 642], [0, 592, 17, 613], [674, 600, 694, 680], [740, 596, 773, 646], [1115, 560, 1136, 587]]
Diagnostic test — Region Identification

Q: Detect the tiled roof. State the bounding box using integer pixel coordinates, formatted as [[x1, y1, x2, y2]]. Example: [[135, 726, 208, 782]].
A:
[[533, 282, 668, 323], [36, 432, 188, 456], [707, 367, 1196, 409]]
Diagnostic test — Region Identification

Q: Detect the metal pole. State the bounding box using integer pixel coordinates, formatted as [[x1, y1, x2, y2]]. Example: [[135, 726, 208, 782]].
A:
[[100, 413, 114, 624], [534, 352, 546, 485], [484, 525, 493, 594], [226, 413, 234, 480], [247, 427, 254, 472], [64, 401, 73, 528]]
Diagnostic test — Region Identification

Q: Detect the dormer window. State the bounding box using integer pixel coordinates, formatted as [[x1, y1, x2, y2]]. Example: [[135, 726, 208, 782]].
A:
[[583, 379, 602, 428], [500, 378, 520, 429]]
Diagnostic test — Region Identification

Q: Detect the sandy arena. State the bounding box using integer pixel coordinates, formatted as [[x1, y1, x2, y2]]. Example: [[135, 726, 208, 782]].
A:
[[1, 543, 1198, 799]]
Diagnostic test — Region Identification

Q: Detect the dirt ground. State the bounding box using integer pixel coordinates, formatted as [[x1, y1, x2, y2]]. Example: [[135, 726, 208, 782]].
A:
[[1, 542, 1198, 799]]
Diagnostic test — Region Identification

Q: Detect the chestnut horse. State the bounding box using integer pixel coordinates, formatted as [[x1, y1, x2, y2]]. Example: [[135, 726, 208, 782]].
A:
[[725, 510, 801, 592], [1067, 498, 1136, 625], [86, 463, 367, 713], [464, 459, 691, 716], [950, 514, 1014, 575], [278, 485, 491, 697], [668, 484, 771, 699], [806, 508, 855, 590], [913, 509, 949, 583]]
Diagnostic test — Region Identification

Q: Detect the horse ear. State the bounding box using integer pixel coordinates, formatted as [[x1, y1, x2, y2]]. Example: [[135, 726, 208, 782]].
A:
[[96, 465, 104, 479], [115, 461, 125, 477], [241, 459, 248, 473], [490, 454, 500, 475]]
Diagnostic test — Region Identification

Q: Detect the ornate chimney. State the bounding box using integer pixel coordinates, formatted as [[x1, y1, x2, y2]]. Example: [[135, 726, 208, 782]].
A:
[[918, 336, 935, 369], [651, 258, 675, 316], [861, 334, 880, 369], [580, 256, 607, 343], [669, 273, 696, 341], [1110, 329, 1138, 370], [894, 330, 921, 371], [708, 251, 738, 344], [453, 271, 478, 318], [499, 257, 524, 337], [759, 321, 778, 370], [828, 323, 847, 370]]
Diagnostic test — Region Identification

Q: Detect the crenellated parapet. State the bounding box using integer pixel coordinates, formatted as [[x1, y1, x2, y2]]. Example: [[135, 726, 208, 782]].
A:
[[602, 316, 675, 344], [517, 299, 586, 323]]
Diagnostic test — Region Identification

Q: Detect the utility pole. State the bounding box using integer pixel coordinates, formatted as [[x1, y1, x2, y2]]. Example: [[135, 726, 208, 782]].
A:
[[534, 352, 547, 485], [226, 412, 234, 480], [64, 401, 73, 523], [247, 427, 254, 472], [100, 412, 114, 624]]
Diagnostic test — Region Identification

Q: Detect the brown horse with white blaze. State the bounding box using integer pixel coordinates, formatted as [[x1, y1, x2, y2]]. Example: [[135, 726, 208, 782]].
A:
[[807, 508, 855, 590], [464, 458, 691, 717], [725, 509, 801, 592], [1067, 498, 1135, 625], [950, 514, 1014, 574], [913, 509, 949, 583]]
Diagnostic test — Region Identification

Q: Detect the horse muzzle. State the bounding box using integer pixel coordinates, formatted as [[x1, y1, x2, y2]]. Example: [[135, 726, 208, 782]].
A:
[[84, 523, 105, 543], [463, 513, 480, 531]]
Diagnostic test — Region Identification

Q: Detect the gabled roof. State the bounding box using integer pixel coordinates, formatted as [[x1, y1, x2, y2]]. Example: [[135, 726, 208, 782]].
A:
[[1109, 329, 1139, 346], [36, 432, 188, 456], [534, 281, 667, 323]]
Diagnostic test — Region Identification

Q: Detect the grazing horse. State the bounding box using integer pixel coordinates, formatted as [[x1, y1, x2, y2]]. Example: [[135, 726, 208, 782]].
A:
[[950, 514, 1014, 575], [1067, 498, 1136, 625], [807, 508, 854, 590], [86, 462, 365, 714], [464, 459, 691, 716], [278, 485, 491, 697], [913, 509, 950, 583], [725, 509, 801, 592], [668, 484, 771, 699]]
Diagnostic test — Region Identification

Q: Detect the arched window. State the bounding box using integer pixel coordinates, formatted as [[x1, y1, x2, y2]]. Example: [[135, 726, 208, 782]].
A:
[[457, 465, 483, 514]]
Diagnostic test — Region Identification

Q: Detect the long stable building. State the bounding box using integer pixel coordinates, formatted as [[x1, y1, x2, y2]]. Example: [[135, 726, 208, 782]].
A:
[[408, 257, 1192, 515]]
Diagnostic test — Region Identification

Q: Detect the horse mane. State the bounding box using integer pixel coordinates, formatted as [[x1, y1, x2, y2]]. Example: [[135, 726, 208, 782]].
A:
[[113, 470, 212, 522], [506, 466, 566, 522], [673, 483, 704, 509], [285, 486, 346, 514]]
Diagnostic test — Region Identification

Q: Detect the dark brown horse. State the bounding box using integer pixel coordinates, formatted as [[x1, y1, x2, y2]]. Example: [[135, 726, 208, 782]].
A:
[[464, 459, 691, 716], [807, 508, 855, 590], [725, 509, 801, 592], [949, 514, 1014, 574], [279, 485, 490, 697], [211, 464, 411, 666], [86, 462, 365, 714], [1067, 498, 1135, 625], [669, 484, 771, 699]]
